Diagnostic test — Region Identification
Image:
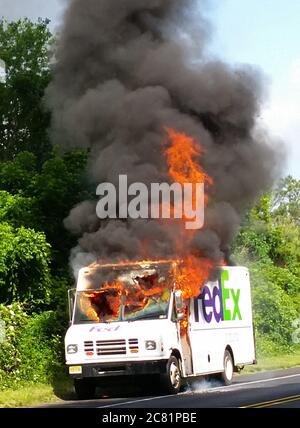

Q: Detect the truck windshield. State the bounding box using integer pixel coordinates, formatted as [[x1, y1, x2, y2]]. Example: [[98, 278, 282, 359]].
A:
[[73, 265, 173, 324]]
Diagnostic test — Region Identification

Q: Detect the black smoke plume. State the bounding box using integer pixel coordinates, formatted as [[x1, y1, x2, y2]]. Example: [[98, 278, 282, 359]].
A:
[[46, 0, 281, 273]]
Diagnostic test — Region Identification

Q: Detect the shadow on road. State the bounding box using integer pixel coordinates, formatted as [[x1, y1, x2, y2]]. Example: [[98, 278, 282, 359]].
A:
[[50, 374, 220, 403], [51, 374, 163, 402]]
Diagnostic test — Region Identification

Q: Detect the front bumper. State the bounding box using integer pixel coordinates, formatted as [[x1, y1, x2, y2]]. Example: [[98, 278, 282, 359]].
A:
[[68, 359, 168, 379]]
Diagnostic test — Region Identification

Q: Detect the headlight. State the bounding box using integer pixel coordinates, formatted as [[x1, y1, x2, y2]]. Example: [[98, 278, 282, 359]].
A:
[[145, 340, 157, 351], [67, 344, 78, 354]]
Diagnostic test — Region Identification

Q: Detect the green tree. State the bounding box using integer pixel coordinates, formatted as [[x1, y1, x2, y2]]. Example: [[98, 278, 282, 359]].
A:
[[0, 222, 51, 307], [29, 149, 89, 268], [273, 176, 300, 225], [252, 276, 298, 354], [0, 148, 89, 270], [0, 19, 53, 163], [0, 190, 40, 230], [234, 179, 300, 354], [0, 151, 37, 195]]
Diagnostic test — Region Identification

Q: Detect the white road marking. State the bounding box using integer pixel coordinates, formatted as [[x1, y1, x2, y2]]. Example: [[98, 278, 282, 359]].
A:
[[98, 394, 177, 408], [97, 372, 300, 408], [207, 373, 300, 393]]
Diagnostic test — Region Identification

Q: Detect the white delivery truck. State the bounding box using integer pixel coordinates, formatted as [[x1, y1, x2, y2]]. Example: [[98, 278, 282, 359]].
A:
[[65, 260, 256, 399]]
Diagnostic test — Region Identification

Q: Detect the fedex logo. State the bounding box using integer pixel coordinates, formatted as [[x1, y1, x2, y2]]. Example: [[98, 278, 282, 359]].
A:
[[194, 270, 242, 324], [89, 325, 120, 333]]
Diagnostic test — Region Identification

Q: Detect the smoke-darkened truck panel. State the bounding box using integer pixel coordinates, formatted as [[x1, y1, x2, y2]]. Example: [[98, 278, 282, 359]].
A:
[[65, 261, 256, 399]]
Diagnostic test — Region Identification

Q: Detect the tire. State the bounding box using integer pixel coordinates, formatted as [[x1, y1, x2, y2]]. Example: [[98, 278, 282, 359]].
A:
[[220, 350, 234, 386], [74, 379, 96, 400], [160, 356, 182, 394]]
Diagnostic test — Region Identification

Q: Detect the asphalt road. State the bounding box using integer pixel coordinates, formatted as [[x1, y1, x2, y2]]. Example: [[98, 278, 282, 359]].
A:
[[45, 367, 300, 408]]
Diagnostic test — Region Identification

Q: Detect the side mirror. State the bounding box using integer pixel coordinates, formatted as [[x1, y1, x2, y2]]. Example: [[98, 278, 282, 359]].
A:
[[174, 290, 184, 312]]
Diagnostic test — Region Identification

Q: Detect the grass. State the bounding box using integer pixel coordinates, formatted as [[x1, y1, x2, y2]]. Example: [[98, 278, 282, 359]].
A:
[[244, 346, 300, 373], [0, 384, 60, 408], [1, 348, 300, 407], [0, 379, 74, 408]]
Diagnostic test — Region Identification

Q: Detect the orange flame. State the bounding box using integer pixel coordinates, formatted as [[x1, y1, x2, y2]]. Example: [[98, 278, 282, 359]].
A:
[[176, 256, 213, 300], [164, 127, 215, 300], [164, 127, 213, 208]]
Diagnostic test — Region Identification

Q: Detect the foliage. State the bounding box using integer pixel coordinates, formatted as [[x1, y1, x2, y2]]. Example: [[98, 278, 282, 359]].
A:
[[273, 176, 300, 225], [234, 178, 300, 355], [17, 311, 64, 383], [0, 149, 89, 269], [0, 223, 51, 306], [250, 263, 298, 353], [29, 148, 89, 268], [0, 190, 40, 229], [0, 303, 63, 389], [0, 152, 37, 194], [0, 303, 28, 388], [0, 19, 53, 162], [0, 18, 89, 389]]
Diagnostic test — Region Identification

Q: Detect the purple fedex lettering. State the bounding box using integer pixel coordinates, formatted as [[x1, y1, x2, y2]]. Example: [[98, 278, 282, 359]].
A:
[[89, 325, 120, 333], [201, 286, 213, 323], [194, 281, 224, 323], [213, 281, 223, 322], [194, 270, 242, 323]]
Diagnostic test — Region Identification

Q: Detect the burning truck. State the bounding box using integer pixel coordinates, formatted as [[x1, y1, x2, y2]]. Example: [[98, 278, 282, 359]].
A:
[[48, 0, 279, 401], [65, 259, 256, 399]]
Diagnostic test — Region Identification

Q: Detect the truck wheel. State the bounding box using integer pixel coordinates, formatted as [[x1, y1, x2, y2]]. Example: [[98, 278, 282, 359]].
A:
[[160, 356, 182, 394], [74, 379, 96, 400], [220, 350, 234, 386]]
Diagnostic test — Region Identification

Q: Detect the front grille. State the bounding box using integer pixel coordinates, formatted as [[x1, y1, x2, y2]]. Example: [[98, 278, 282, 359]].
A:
[[84, 338, 139, 356], [96, 339, 126, 355]]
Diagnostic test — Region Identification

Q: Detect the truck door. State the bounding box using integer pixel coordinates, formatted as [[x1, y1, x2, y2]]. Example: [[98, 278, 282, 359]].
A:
[[180, 305, 194, 376], [173, 293, 193, 376]]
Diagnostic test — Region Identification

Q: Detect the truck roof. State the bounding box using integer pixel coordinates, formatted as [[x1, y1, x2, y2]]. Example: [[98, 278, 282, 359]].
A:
[[80, 259, 178, 275], [79, 261, 249, 276]]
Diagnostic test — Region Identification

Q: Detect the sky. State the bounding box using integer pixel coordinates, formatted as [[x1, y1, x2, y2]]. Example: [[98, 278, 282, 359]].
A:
[[0, 0, 299, 178]]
